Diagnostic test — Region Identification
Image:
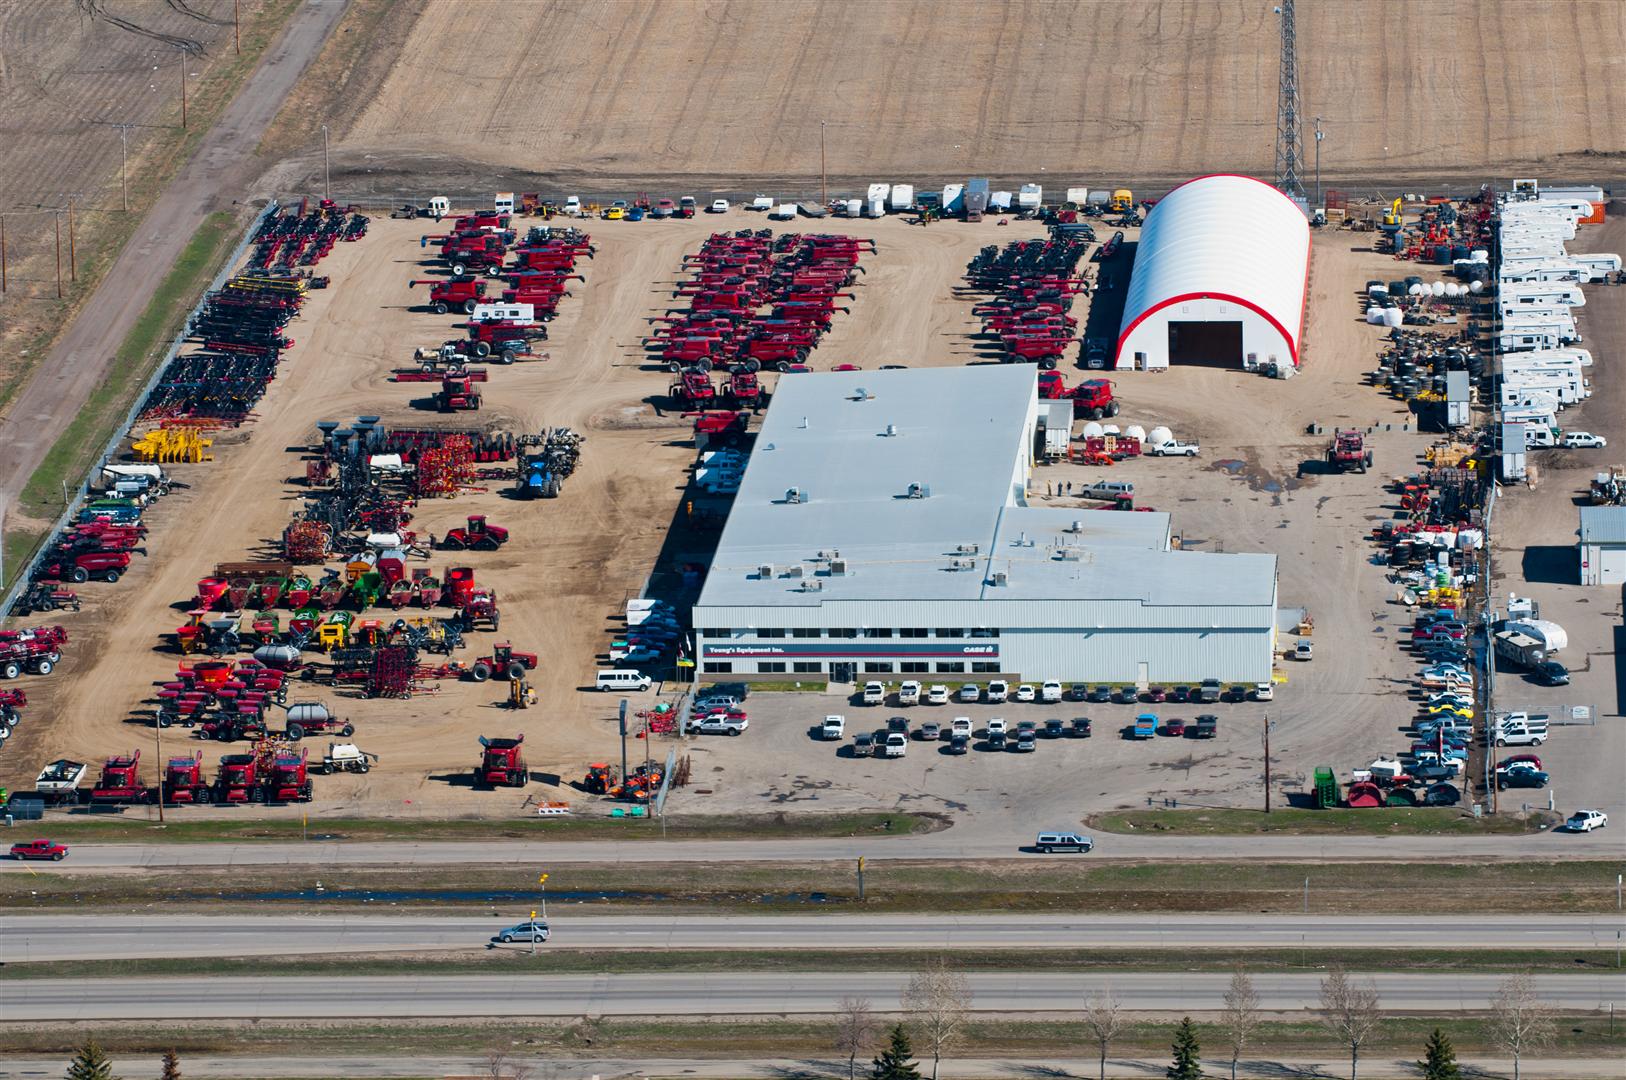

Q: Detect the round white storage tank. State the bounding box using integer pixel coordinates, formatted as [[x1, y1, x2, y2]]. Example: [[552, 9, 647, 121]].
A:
[[1431, 281, 1446, 297], [1081, 421, 1104, 439], [1148, 425, 1173, 445], [1124, 424, 1147, 441], [1469, 280, 1484, 294], [1102, 424, 1120, 435], [1444, 283, 1461, 298], [1408, 283, 1425, 296]]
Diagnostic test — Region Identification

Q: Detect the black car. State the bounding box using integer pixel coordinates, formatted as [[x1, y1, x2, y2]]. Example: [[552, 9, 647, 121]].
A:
[[1193, 714, 1218, 738], [1533, 661, 1570, 686], [1088, 685, 1113, 703], [1070, 717, 1092, 738], [871, 728, 890, 749], [947, 733, 970, 754], [986, 730, 1008, 750], [1168, 686, 1191, 704], [1043, 719, 1065, 738], [1112, 686, 1139, 704], [1499, 768, 1550, 790], [887, 716, 910, 735], [1410, 763, 1456, 783], [1069, 684, 1090, 702]]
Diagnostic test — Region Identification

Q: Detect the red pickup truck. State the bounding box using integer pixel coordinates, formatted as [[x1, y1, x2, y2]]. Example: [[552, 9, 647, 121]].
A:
[[9, 839, 68, 861]]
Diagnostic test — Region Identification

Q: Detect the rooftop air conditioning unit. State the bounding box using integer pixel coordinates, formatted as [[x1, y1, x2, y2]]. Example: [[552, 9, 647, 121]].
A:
[[956, 543, 980, 555], [1058, 548, 1084, 561], [800, 579, 824, 592], [817, 549, 840, 560], [991, 571, 1009, 586], [883, 424, 899, 437], [785, 565, 804, 578], [1067, 520, 1085, 533], [950, 558, 975, 571], [830, 559, 848, 576], [906, 483, 930, 499], [757, 564, 776, 580], [786, 487, 807, 504]]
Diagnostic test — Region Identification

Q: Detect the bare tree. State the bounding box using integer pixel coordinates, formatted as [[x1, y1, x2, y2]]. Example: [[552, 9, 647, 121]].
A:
[[834, 994, 879, 1080], [901, 958, 973, 1080], [1490, 973, 1556, 1080], [1317, 966, 1383, 1080], [481, 1049, 531, 1080], [1221, 965, 1262, 1080], [1081, 989, 1127, 1080]]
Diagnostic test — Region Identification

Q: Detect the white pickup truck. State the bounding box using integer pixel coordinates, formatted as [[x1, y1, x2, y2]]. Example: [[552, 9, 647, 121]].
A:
[[1145, 438, 1200, 457]]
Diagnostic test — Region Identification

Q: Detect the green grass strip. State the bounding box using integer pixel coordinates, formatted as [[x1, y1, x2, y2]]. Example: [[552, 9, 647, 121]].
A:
[[1090, 806, 1559, 835]]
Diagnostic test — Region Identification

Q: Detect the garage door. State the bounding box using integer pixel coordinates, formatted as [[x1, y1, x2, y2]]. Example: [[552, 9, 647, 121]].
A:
[[1598, 545, 1626, 585], [1168, 321, 1243, 366]]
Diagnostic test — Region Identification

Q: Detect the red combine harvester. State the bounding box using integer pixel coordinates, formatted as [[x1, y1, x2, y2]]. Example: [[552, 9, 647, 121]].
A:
[[261, 747, 313, 803], [437, 374, 482, 412], [1069, 379, 1120, 420], [159, 751, 213, 804], [473, 734, 528, 788], [215, 753, 263, 803], [409, 277, 486, 314], [89, 750, 149, 804], [671, 368, 718, 406]]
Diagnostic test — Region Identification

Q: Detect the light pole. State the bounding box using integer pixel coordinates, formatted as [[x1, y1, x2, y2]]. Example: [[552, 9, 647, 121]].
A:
[[322, 124, 330, 201], [118, 124, 130, 211], [1262, 714, 1276, 813], [820, 121, 827, 206], [1314, 116, 1324, 208]]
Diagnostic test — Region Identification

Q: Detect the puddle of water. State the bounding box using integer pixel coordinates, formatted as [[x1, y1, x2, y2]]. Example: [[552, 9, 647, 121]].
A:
[[1261, 481, 1282, 493], [1215, 460, 1246, 473]]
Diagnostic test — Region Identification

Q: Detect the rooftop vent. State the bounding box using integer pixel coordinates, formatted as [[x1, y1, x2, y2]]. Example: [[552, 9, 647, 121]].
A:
[[1057, 548, 1084, 562], [799, 416, 810, 429], [817, 549, 840, 561], [757, 564, 776, 580], [1068, 519, 1085, 533], [906, 482, 931, 499], [799, 579, 824, 592], [949, 558, 976, 572], [883, 423, 898, 437], [830, 559, 848, 576], [991, 571, 1009, 587], [955, 543, 980, 555], [851, 387, 871, 401], [785, 564, 804, 578], [785, 487, 808, 504]]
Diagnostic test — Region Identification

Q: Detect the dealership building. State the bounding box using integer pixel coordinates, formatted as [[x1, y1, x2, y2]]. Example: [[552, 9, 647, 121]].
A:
[[690, 365, 1278, 684]]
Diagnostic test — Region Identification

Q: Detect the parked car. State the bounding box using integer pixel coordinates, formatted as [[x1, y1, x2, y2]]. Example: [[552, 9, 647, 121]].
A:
[[1499, 767, 1550, 789], [687, 713, 748, 736], [947, 733, 970, 754], [1131, 714, 1157, 739], [821, 715, 846, 741], [958, 683, 980, 703], [1500, 753, 1544, 770], [898, 680, 923, 705], [883, 732, 908, 758], [862, 681, 886, 706], [950, 717, 973, 740], [1410, 763, 1456, 783], [985, 718, 1008, 737], [1112, 686, 1139, 704], [853, 732, 873, 757], [1014, 683, 1036, 703], [986, 730, 1008, 750], [1226, 683, 1251, 703], [1035, 831, 1094, 853], [1563, 431, 1607, 449], [1141, 685, 1167, 703], [708, 199, 730, 213], [8, 839, 67, 861], [887, 715, 910, 736], [1070, 717, 1093, 738], [1043, 719, 1065, 739], [1566, 809, 1608, 832], [1013, 729, 1038, 753], [986, 680, 1009, 703], [1161, 718, 1187, 737], [926, 684, 950, 705], [1252, 682, 1274, 701], [495, 920, 550, 944], [918, 721, 942, 742], [1197, 680, 1222, 703], [1293, 641, 1313, 661], [1168, 685, 1191, 704], [1068, 683, 1089, 702], [1088, 685, 1113, 703], [1040, 681, 1063, 703], [1533, 661, 1570, 686], [1015, 720, 1039, 738], [1193, 714, 1218, 738]]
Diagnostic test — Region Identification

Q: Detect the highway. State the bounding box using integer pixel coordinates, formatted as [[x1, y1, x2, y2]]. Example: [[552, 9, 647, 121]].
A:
[[4, 826, 1622, 870], [3, 972, 1620, 1021], [3, 913, 1620, 962]]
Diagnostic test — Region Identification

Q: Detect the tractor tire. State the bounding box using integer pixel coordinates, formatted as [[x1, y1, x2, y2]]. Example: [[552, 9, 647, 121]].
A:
[[341, 724, 354, 737], [776, 361, 791, 372], [250, 788, 264, 803], [507, 661, 528, 681], [464, 299, 478, 314], [47, 650, 61, 663], [490, 612, 500, 631], [544, 479, 561, 498], [0, 662, 19, 680], [287, 723, 305, 740], [358, 762, 370, 773], [500, 350, 516, 364], [668, 361, 682, 374], [1089, 408, 1103, 421], [485, 264, 501, 277], [1107, 402, 1120, 417], [216, 728, 232, 741], [433, 302, 449, 315], [33, 659, 53, 676], [70, 567, 89, 583], [473, 341, 491, 357], [0, 726, 9, 741], [451, 263, 467, 278], [301, 783, 313, 801], [1041, 358, 1057, 370], [510, 772, 527, 787], [157, 714, 172, 729], [470, 662, 492, 682], [745, 359, 761, 374], [696, 358, 712, 373]]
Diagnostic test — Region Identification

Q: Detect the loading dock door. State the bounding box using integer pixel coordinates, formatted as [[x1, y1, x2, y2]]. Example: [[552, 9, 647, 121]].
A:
[[1598, 546, 1626, 586], [1169, 321, 1243, 366]]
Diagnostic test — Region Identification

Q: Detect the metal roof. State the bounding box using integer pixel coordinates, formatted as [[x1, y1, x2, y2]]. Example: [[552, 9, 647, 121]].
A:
[[1579, 505, 1626, 546], [696, 366, 1277, 615], [1116, 174, 1310, 366]]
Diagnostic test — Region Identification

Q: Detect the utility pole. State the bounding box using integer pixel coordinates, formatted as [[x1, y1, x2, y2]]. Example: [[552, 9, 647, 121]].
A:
[[1262, 714, 1276, 813], [820, 121, 827, 206], [54, 213, 62, 299], [1, 214, 7, 294], [1272, 1, 1308, 209], [154, 720, 166, 824], [1314, 116, 1325, 209], [322, 124, 331, 201], [618, 698, 629, 793], [67, 199, 76, 282], [234, 0, 241, 54], [180, 52, 188, 130], [119, 124, 130, 211]]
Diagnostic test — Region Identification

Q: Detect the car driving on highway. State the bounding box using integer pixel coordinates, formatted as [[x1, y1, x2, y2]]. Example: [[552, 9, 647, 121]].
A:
[[9, 839, 67, 861], [493, 920, 550, 944]]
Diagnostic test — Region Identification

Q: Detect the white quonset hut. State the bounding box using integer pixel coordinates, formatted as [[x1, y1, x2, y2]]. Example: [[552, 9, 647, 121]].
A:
[[690, 366, 1278, 684], [1115, 174, 1310, 372]]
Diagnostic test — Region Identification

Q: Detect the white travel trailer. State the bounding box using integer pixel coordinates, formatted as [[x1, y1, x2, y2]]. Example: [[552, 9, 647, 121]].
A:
[[1495, 325, 1570, 352], [888, 184, 914, 212], [1017, 183, 1043, 212], [1498, 258, 1592, 284], [1498, 283, 1586, 315], [1501, 310, 1578, 340]]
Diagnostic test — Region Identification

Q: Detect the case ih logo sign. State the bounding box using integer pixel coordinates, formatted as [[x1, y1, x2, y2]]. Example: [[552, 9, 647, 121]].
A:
[[701, 642, 998, 659]]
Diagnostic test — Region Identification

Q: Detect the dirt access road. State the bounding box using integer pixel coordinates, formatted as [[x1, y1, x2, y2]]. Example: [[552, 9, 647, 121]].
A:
[[0, 0, 346, 539]]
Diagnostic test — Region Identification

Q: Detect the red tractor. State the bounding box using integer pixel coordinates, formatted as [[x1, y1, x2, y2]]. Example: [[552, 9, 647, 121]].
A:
[[671, 368, 718, 406], [468, 642, 538, 682], [473, 733, 528, 788], [437, 374, 482, 412], [409, 277, 486, 314], [1327, 429, 1373, 473], [159, 751, 213, 804], [90, 750, 149, 804], [462, 587, 500, 631], [214, 753, 263, 803], [1069, 379, 1120, 420], [261, 747, 313, 803], [440, 515, 508, 551]]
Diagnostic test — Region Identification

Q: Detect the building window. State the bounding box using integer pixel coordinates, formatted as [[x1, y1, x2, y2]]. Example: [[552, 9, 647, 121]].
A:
[[900, 662, 928, 673], [703, 662, 733, 674], [757, 628, 786, 638], [862, 628, 893, 638], [699, 628, 731, 638], [793, 661, 823, 674], [969, 628, 1000, 638], [935, 628, 964, 638], [828, 628, 858, 639], [935, 662, 965, 673], [971, 661, 999, 673], [792, 628, 821, 638], [899, 628, 928, 639], [863, 662, 894, 673], [757, 662, 786, 673]]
